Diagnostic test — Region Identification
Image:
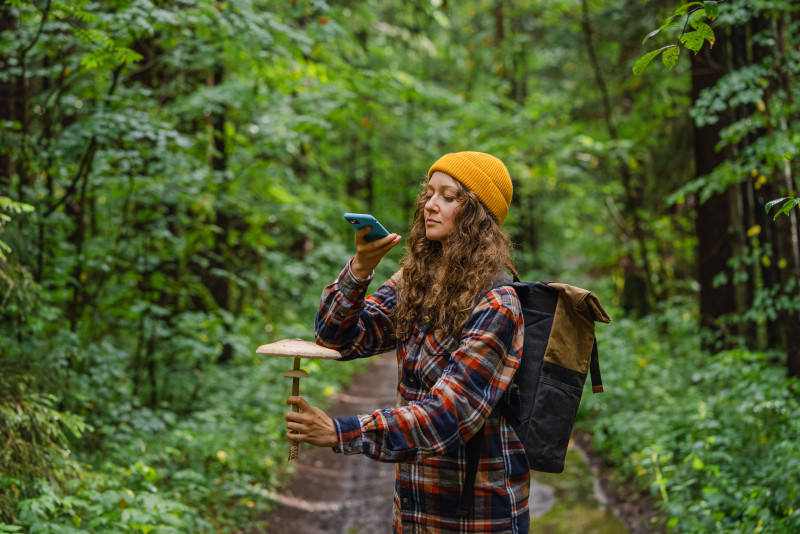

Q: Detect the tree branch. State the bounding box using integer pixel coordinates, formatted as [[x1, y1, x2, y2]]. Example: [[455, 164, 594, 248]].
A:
[[18, 0, 51, 60], [581, 0, 616, 139], [43, 62, 126, 218]]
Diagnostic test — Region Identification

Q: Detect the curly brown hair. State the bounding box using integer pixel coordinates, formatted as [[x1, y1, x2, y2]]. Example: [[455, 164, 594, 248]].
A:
[[393, 181, 514, 338]]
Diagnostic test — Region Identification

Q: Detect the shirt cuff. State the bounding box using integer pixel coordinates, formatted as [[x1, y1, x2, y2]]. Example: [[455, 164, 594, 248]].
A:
[[332, 416, 366, 455], [336, 259, 373, 301]]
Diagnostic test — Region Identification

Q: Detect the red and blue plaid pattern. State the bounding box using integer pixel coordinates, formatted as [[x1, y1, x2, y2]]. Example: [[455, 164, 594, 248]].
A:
[[315, 262, 530, 533]]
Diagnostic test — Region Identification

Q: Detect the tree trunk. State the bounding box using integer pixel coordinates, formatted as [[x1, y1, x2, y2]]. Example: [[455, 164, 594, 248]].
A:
[[691, 40, 737, 340], [0, 5, 20, 190], [581, 0, 652, 316], [773, 10, 800, 379], [207, 63, 234, 365]]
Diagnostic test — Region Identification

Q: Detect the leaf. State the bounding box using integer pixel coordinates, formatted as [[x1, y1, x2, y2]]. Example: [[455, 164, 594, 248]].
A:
[[633, 47, 669, 75], [704, 1, 719, 20], [765, 197, 800, 219], [690, 20, 715, 46], [113, 47, 144, 64], [674, 2, 704, 16], [691, 8, 708, 22], [0, 196, 34, 214], [765, 197, 790, 214], [692, 455, 705, 470], [782, 198, 800, 212], [662, 45, 681, 69], [642, 28, 661, 45], [680, 31, 705, 53], [776, 198, 800, 219], [659, 14, 684, 32]]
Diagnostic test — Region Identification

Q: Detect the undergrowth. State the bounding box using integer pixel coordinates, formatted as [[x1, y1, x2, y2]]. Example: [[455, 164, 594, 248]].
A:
[[1, 323, 370, 533], [580, 298, 800, 533], [5, 294, 799, 533]]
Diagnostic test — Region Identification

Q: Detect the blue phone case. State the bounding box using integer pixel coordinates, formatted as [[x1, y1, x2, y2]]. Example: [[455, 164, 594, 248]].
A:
[[343, 213, 390, 242]]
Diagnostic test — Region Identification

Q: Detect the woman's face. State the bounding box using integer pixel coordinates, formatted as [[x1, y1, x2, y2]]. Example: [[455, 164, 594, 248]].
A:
[[424, 171, 461, 243]]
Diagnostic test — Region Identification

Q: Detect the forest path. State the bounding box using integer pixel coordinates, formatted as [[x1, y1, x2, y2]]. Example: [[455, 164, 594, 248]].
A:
[[259, 353, 654, 534]]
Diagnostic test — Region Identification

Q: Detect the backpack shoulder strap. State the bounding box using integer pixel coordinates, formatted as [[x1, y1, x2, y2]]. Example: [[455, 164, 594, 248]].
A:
[[455, 269, 516, 518], [455, 424, 485, 518], [456, 271, 528, 518], [590, 338, 603, 393]]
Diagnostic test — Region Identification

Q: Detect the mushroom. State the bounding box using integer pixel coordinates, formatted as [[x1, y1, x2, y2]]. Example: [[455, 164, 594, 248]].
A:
[[256, 338, 341, 460]]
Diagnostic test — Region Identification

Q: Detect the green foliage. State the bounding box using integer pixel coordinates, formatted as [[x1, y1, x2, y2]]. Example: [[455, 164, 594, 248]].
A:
[[633, 1, 720, 74], [668, 1, 799, 208], [0, 365, 87, 522], [705, 235, 800, 353], [2, 0, 784, 531], [1, 353, 369, 532], [581, 305, 800, 532], [0, 196, 33, 260], [13, 479, 213, 533], [766, 196, 800, 219]]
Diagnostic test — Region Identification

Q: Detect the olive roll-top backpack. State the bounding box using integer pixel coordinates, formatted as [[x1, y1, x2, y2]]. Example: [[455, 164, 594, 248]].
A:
[[456, 272, 611, 518]]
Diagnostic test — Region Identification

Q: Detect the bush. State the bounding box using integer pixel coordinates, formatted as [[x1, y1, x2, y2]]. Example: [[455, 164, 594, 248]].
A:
[[581, 302, 800, 532], [1, 315, 370, 532], [0, 365, 87, 523]]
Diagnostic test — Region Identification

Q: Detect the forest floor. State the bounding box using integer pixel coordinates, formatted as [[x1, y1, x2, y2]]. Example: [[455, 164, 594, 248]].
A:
[[258, 353, 665, 534]]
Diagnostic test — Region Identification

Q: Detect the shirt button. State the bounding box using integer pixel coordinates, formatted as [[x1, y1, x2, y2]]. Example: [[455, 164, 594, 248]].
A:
[[403, 498, 409, 504], [408, 377, 415, 383]]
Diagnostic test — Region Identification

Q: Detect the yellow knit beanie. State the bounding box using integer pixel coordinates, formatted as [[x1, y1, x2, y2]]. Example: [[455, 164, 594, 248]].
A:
[[427, 151, 513, 225]]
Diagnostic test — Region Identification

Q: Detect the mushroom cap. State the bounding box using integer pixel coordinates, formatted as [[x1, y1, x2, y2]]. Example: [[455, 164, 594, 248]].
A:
[[256, 338, 342, 360]]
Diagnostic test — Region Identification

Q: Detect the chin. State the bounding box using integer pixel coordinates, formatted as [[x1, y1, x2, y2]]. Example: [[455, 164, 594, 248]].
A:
[[425, 230, 442, 242]]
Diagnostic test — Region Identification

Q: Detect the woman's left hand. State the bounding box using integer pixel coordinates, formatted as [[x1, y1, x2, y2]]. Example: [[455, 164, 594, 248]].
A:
[[285, 396, 338, 448]]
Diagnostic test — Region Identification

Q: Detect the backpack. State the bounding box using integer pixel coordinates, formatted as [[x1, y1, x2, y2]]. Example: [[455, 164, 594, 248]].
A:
[[456, 272, 611, 518]]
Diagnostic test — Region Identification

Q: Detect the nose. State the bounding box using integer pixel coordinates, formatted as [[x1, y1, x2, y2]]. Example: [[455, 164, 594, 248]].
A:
[[425, 194, 439, 213]]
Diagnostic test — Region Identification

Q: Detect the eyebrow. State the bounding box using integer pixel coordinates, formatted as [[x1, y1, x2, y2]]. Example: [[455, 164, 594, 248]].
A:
[[426, 184, 459, 194]]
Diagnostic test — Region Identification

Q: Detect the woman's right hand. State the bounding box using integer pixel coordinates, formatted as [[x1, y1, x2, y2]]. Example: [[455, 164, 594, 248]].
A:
[[350, 227, 402, 279]]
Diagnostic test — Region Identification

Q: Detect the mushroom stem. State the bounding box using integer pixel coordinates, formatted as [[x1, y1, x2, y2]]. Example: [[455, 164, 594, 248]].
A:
[[288, 356, 301, 461], [256, 339, 340, 462]]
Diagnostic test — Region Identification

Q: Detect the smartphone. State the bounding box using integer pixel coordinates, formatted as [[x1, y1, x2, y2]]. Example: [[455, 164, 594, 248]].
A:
[[343, 213, 391, 242]]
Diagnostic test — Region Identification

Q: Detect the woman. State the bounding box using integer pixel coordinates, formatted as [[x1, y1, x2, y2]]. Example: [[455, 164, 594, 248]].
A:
[[285, 151, 530, 533]]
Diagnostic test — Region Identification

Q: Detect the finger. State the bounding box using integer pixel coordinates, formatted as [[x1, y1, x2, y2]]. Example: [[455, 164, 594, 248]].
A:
[[366, 235, 401, 256], [376, 234, 402, 250], [286, 396, 311, 412], [358, 233, 399, 253], [355, 226, 372, 243], [286, 420, 302, 432], [285, 410, 304, 423], [371, 233, 399, 246], [287, 431, 305, 443]]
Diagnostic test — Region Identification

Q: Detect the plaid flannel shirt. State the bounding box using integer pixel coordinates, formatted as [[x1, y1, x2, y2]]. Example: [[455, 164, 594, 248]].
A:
[[315, 262, 530, 533]]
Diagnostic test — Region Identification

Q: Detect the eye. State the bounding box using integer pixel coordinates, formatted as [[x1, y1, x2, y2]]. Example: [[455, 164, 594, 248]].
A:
[[443, 196, 456, 202]]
